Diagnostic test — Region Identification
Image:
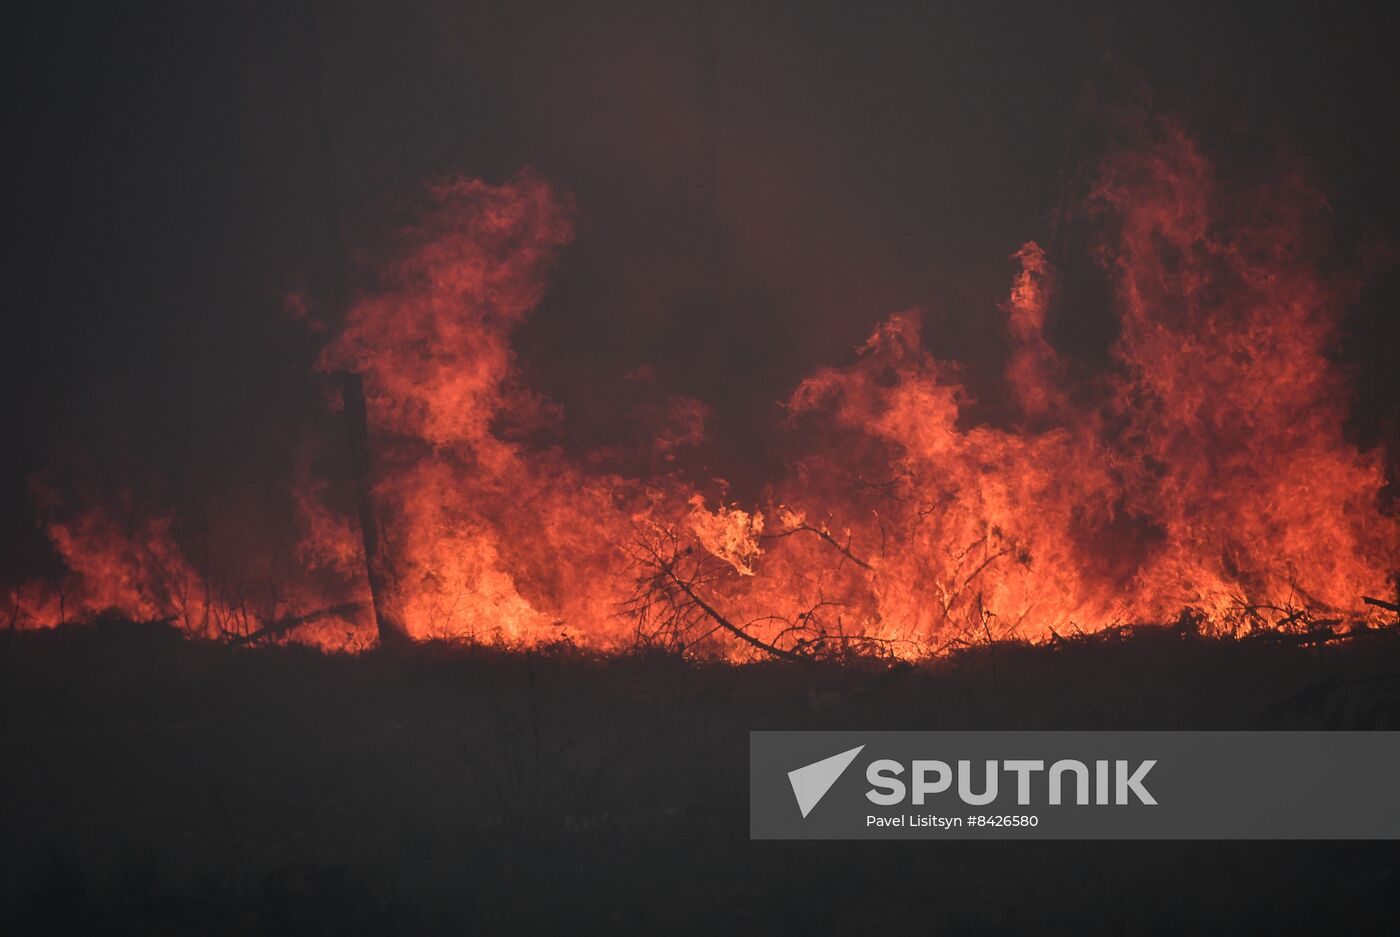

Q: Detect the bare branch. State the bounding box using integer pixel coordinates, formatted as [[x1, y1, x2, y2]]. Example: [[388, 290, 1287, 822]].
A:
[[761, 522, 872, 571], [652, 554, 806, 661], [229, 602, 368, 646]]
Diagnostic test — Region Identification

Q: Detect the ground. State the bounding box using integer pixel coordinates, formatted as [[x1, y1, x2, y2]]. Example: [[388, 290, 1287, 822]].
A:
[[3, 620, 1400, 935]]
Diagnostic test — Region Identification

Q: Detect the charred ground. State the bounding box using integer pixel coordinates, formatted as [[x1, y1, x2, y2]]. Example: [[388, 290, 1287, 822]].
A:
[[3, 621, 1400, 935]]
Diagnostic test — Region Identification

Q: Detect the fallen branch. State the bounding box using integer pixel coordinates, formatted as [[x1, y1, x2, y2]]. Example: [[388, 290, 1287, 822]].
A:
[[229, 602, 367, 646], [761, 523, 872, 571], [1363, 596, 1400, 615], [655, 557, 806, 662]]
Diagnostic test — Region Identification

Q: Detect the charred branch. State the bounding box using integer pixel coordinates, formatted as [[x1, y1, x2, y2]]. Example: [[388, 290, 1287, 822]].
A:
[[761, 522, 873, 571], [624, 529, 808, 662], [228, 602, 368, 647], [654, 556, 805, 662]]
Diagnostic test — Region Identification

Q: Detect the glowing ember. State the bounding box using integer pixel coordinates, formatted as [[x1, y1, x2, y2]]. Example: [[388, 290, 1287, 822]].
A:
[[12, 118, 1399, 656]]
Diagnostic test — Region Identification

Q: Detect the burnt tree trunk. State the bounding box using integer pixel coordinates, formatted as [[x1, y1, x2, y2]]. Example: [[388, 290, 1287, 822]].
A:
[[305, 1, 409, 647], [341, 372, 409, 646]]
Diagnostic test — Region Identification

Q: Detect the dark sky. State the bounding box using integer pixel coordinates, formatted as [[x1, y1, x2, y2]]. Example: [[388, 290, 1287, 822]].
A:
[[4, 1, 1399, 579]]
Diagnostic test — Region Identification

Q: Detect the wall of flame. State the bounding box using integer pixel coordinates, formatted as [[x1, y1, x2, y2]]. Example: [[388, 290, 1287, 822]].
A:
[[11, 118, 1399, 657]]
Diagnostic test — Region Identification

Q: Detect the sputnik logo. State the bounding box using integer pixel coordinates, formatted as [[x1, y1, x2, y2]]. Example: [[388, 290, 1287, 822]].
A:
[[787, 745, 865, 818]]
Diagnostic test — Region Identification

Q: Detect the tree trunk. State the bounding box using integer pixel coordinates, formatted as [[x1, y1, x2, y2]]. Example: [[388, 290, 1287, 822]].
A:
[[304, 0, 409, 647], [341, 371, 410, 646]]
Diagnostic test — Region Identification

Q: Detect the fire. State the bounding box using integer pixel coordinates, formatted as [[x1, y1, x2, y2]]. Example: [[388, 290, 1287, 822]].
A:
[[10, 117, 1399, 656]]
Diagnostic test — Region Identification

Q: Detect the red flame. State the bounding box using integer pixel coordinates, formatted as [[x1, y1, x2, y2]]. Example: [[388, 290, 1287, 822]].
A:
[[13, 118, 1399, 656]]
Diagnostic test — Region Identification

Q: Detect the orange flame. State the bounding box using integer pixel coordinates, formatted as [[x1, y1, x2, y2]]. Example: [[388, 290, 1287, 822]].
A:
[[14, 118, 1399, 656]]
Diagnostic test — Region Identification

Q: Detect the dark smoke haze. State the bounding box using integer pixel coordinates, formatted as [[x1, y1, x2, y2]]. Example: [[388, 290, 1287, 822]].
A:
[[4, 0, 1398, 587]]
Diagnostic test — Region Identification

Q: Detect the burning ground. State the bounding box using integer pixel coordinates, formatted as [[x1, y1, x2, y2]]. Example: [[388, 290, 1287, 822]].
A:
[[8, 116, 1399, 656]]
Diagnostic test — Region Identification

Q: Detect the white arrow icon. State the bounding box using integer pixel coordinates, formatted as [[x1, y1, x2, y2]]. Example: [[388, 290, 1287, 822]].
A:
[[787, 745, 866, 818]]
